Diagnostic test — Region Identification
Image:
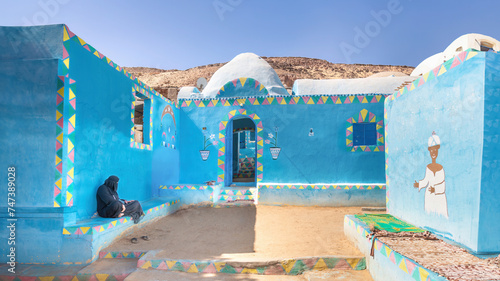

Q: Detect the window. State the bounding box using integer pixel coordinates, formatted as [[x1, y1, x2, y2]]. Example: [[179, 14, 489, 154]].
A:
[[353, 123, 377, 146], [133, 94, 151, 144], [480, 41, 493, 52]]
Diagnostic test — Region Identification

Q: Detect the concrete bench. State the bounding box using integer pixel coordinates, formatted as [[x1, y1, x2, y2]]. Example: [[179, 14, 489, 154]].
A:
[[159, 184, 222, 206], [61, 197, 180, 263]]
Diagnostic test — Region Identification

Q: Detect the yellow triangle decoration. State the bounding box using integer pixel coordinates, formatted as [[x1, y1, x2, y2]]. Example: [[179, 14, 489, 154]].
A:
[[280, 98, 287, 104], [56, 110, 63, 121], [141, 261, 152, 269], [410, 83, 415, 91], [423, 71, 430, 82], [212, 100, 218, 106], [398, 259, 408, 273], [56, 155, 62, 165], [241, 268, 258, 274], [281, 260, 296, 274], [81, 227, 90, 234], [267, 97, 274, 104], [220, 146, 225, 153], [257, 166, 263, 171], [69, 88, 75, 100], [346, 258, 360, 269], [259, 84, 265, 91], [63, 58, 70, 69], [253, 114, 260, 120], [257, 127, 263, 133], [56, 133, 64, 144], [220, 85, 225, 92], [63, 27, 70, 41], [78, 37, 86, 46], [376, 95, 382, 102], [187, 263, 198, 273], [418, 267, 429, 281], [224, 100, 231, 106], [335, 98, 342, 104], [111, 221, 117, 226], [346, 139, 352, 145], [360, 109, 368, 121], [322, 96, 329, 103], [69, 115, 76, 127], [198, 101, 205, 107], [222, 121, 228, 128], [239, 77, 247, 86], [94, 51, 100, 58], [437, 65, 447, 76], [63, 228, 70, 234], [68, 167, 74, 179], [166, 260, 177, 269], [56, 178, 62, 189], [214, 262, 226, 272], [237, 99, 246, 105], [67, 139, 74, 152], [229, 110, 237, 115], [218, 159, 224, 165], [186, 100, 192, 106], [384, 245, 392, 257], [66, 191, 72, 203], [349, 96, 355, 102], [466, 51, 478, 60], [252, 99, 260, 105], [58, 86, 65, 96], [293, 97, 300, 104], [257, 140, 263, 146], [307, 98, 314, 104], [54, 201, 60, 207], [219, 132, 224, 138]]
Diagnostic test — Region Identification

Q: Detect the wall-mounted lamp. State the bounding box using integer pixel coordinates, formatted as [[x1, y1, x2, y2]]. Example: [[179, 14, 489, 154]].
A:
[[309, 128, 314, 137]]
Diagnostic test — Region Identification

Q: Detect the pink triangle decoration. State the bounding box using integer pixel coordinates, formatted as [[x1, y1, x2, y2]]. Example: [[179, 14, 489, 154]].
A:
[[344, 97, 351, 104], [358, 96, 364, 103], [69, 78, 76, 84], [68, 123, 75, 135], [317, 97, 324, 104], [232, 79, 237, 87], [202, 263, 217, 273], [289, 98, 296, 104], [331, 96, 338, 103], [67, 175, 73, 186], [248, 98, 255, 104], [54, 186, 61, 196], [70, 99, 76, 109], [56, 141, 62, 151], [417, 77, 425, 87], [83, 45, 90, 51], [57, 117, 64, 128], [405, 258, 417, 274], [458, 51, 467, 62], [63, 46, 69, 59], [232, 100, 239, 106], [255, 80, 260, 88], [157, 261, 168, 270], [302, 96, 310, 103], [450, 56, 461, 69], [262, 98, 270, 105], [57, 93, 64, 105], [371, 96, 378, 103], [219, 122, 225, 130], [389, 251, 396, 264], [276, 97, 283, 104], [56, 163, 63, 173], [194, 100, 201, 106], [208, 100, 214, 107]]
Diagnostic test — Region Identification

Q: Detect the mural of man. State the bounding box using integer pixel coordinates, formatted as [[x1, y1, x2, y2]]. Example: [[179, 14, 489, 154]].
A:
[[161, 105, 176, 149], [413, 131, 448, 218]]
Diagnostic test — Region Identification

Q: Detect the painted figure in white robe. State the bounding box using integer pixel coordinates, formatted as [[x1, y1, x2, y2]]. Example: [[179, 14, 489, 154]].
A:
[[413, 132, 448, 218]]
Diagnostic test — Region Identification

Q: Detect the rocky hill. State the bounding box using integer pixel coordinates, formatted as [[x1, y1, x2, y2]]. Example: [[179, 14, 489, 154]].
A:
[[125, 57, 414, 100]]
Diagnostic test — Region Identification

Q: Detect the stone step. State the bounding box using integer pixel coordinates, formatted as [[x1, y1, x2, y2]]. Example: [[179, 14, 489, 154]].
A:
[[125, 270, 305, 280]]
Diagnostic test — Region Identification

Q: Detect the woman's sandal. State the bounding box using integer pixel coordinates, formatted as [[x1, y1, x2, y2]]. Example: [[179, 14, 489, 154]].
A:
[[131, 238, 138, 244], [141, 236, 150, 241]]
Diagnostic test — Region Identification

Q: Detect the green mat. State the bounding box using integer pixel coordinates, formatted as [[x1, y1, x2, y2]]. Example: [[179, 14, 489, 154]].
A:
[[354, 214, 425, 233]]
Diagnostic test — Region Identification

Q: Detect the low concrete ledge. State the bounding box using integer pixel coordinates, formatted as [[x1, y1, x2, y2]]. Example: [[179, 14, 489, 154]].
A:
[[343, 215, 447, 281]]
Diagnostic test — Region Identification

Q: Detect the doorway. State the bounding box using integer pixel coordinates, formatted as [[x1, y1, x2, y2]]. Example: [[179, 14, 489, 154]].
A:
[[225, 116, 256, 186]]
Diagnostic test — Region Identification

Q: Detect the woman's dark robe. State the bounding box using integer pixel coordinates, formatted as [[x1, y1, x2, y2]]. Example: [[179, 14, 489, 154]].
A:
[[96, 175, 144, 223]]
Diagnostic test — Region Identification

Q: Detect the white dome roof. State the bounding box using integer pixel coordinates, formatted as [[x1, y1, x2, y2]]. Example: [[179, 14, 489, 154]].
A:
[[412, 33, 500, 76], [178, 86, 200, 99], [201, 53, 288, 98]]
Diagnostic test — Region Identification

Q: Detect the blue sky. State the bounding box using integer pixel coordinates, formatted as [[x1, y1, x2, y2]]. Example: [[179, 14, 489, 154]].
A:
[[1, 0, 499, 70]]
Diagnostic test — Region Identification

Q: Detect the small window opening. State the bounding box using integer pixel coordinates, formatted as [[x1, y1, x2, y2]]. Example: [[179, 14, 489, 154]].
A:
[[480, 41, 494, 52], [133, 94, 151, 144], [353, 123, 377, 146]]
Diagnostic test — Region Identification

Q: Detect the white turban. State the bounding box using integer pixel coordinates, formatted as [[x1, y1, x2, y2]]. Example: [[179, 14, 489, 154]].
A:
[[428, 132, 440, 147]]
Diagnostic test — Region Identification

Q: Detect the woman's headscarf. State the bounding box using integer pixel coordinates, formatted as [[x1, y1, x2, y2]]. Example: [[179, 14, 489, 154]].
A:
[[104, 175, 119, 193]]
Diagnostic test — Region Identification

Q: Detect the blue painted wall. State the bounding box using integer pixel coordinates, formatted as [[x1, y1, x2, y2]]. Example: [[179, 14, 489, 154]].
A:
[[0, 25, 180, 263], [179, 101, 386, 184], [0, 25, 62, 207], [477, 52, 500, 253], [386, 53, 487, 252]]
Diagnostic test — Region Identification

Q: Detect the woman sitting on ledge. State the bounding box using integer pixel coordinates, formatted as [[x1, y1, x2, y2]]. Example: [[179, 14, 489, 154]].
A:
[[96, 175, 144, 224]]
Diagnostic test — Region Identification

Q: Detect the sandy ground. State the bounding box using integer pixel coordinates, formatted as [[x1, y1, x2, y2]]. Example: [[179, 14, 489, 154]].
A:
[[105, 206, 366, 260], [125, 269, 373, 281]]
